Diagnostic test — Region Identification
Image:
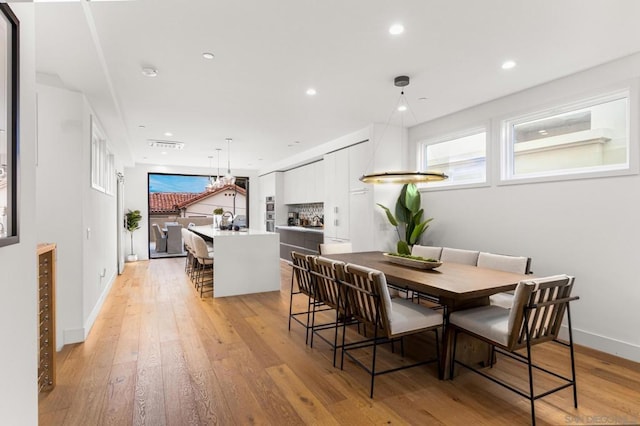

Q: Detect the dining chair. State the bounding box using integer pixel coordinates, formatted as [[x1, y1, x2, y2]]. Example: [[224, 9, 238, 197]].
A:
[[181, 228, 194, 274], [440, 247, 479, 265], [152, 224, 167, 253], [411, 245, 443, 260], [318, 242, 353, 255], [309, 256, 359, 367], [289, 252, 325, 345], [166, 224, 183, 254], [191, 233, 214, 297], [477, 252, 532, 309], [340, 263, 442, 398], [449, 274, 578, 425]]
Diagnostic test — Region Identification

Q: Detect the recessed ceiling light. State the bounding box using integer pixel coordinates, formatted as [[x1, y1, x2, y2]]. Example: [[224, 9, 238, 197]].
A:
[[418, 97, 428, 101], [161, 151, 167, 155], [306, 88, 317, 96], [202, 52, 215, 60], [164, 132, 173, 137], [294, 141, 301, 144], [538, 129, 548, 135], [389, 24, 404, 35], [141, 67, 158, 77], [397, 105, 407, 112], [138, 125, 146, 128], [501, 60, 517, 70]]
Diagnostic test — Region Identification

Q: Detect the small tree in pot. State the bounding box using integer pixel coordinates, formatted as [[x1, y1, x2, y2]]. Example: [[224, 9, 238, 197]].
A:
[[377, 183, 433, 255], [125, 209, 142, 262]]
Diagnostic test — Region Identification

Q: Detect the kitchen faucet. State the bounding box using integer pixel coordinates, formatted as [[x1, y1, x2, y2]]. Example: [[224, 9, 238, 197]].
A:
[[220, 211, 234, 229]]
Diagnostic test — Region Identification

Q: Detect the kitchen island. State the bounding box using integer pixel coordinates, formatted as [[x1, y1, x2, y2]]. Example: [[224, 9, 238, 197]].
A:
[[189, 226, 280, 298], [275, 225, 324, 261]]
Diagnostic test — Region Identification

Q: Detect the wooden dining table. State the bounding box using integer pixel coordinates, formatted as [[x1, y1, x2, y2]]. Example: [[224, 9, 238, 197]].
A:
[[321, 251, 532, 379]]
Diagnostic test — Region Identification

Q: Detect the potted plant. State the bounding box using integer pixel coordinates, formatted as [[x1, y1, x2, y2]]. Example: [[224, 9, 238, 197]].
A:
[[377, 183, 433, 255], [213, 207, 224, 229], [125, 209, 142, 262]]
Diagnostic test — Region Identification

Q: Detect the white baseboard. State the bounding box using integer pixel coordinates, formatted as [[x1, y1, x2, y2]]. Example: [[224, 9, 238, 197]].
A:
[[559, 325, 640, 363], [59, 272, 116, 350], [83, 271, 116, 339], [62, 328, 85, 349]]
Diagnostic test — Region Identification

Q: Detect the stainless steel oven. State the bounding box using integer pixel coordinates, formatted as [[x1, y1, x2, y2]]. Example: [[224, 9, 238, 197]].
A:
[[265, 196, 275, 231]]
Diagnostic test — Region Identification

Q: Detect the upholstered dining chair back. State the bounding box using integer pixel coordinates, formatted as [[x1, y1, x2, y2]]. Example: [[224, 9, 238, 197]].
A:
[[318, 242, 353, 255], [191, 233, 213, 264], [411, 245, 442, 260], [310, 256, 346, 311], [440, 247, 479, 265], [290, 252, 316, 298], [477, 252, 531, 274], [342, 263, 391, 334], [152, 224, 167, 252], [166, 225, 183, 253], [507, 274, 575, 350], [181, 228, 191, 250]]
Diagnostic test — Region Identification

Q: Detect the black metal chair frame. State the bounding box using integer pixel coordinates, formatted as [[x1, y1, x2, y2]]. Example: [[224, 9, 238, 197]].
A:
[[288, 253, 333, 345], [450, 288, 579, 425], [339, 273, 441, 398], [307, 258, 361, 367]]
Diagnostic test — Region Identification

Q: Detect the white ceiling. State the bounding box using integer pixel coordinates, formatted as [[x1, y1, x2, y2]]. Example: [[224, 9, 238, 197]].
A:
[[34, 0, 640, 172]]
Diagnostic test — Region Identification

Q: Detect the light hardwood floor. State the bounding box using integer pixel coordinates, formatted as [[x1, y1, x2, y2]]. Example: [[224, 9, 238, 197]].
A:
[[39, 258, 640, 425]]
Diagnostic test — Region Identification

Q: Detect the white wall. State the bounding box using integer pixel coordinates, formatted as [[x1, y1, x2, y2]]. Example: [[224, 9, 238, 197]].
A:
[[124, 163, 259, 260], [410, 52, 640, 362], [36, 84, 84, 349], [81, 99, 119, 340], [0, 4, 38, 424], [36, 84, 119, 348]]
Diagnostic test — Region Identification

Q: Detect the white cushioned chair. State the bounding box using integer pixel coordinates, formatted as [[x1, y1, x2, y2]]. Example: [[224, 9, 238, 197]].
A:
[[411, 245, 443, 260], [449, 274, 578, 425], [340, 263, 442, 398], [191, 233, 214, 297], [440, 247, 479, 265], [318, 242, 353, 255], [477, 252, 532, 309]]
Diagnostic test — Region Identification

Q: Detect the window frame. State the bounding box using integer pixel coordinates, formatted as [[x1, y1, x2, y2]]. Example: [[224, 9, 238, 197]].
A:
[[90, 115, 115, 196], [417, 125, 490, 191], [499, 88, 636, 185]]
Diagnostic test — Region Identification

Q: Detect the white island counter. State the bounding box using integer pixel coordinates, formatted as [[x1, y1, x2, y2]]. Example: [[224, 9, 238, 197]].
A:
[[189, 226, 280, 298]]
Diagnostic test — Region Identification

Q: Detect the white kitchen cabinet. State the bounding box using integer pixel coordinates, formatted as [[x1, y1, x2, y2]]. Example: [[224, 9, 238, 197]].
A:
[[323, 149, 350, 241], [349, 188, 373, 251], [348, 141, 373, 192], [323, 140, 375, 247], [283, 161, 324, 204]]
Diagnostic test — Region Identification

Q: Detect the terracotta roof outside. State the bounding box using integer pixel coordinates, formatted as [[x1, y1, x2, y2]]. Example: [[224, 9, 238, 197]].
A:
[[149, 192, 197, 214], [177, 184, 247, 209], [149, 184, 247, 214]]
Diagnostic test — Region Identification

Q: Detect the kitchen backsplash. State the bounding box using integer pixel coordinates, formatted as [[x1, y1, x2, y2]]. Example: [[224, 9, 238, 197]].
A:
[[289, 203, 323, 222]]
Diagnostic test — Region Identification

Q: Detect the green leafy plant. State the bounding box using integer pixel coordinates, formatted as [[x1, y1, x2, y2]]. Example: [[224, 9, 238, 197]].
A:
[[377, 183, 433, 255], [125, 209, 142, 256], [213, 208, 224, 215]]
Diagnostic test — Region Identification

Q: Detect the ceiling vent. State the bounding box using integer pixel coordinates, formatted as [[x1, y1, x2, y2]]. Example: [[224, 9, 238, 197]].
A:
[[148, 139, 185, 150]]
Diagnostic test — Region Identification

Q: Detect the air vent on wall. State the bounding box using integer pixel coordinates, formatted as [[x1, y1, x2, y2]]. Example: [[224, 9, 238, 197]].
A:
[[148, 139, 185, 150]]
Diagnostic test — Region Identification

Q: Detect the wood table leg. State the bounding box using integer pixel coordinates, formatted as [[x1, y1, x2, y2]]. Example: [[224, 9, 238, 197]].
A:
[[440, 296, 493, 380]]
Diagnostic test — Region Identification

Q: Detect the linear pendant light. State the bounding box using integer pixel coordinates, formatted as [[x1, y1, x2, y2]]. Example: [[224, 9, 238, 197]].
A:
[[360, 76, 448, 184]]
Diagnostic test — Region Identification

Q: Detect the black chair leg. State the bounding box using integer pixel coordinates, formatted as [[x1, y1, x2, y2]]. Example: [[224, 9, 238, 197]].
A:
[[567, 304, 578, 408], [369, 327, 379, 399], [450, 329, 458, 379], [288, 276, 295, 331]]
